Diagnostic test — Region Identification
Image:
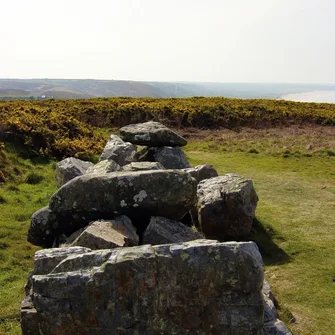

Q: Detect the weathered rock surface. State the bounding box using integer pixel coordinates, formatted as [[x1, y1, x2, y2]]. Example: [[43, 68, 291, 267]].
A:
[[99, 134, 136, 166], [49, 170, 197, 233], [27, 206, 58, 248], [120, 121, 187, 147], [153, 146, 191, 169], [122, 161, 164, 171], [197, 173, 259, 240], [23, 246, 91, 296], [85, 159, 121, 175], [181, 164, 219, 227], [143, 216, 202, 245], [182, 164, 218, 184], [63, 216, 139, 249], [21, 240, 264, 335], [54, 157, 94, 188]]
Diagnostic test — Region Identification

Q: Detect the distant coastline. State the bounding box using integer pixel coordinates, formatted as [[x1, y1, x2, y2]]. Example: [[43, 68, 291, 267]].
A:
[[280, 90, 335, 103]]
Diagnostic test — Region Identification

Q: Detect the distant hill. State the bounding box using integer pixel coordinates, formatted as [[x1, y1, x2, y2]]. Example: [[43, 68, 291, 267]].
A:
[[1, 78, 335, 100]]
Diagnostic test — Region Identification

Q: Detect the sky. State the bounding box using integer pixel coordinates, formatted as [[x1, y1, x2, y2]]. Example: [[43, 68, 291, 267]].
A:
[[1, 0, 335, 83]]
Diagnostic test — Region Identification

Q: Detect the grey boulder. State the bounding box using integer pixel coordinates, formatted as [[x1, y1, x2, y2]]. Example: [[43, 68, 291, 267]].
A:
[[85, 159, 121, 175], [153, 146, 191, 169], [119, 121, 187, 147], [21, 240, 264, 335], [183, 164, 218, 183], [54, 157, 94, 188], [63, 216, 139, 249], [99, 134, 136, 166], [49, 170, 197, 231], [197, 173, 259, 240], [136, 146, 191, 169], [27, 206, 58, 248], [143, 216, 202, 245]]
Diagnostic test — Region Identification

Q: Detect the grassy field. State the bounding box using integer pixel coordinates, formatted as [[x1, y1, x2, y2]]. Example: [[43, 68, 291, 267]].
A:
[[0, 97, 334, 334], [184, 146, 335, 335], [0, 127, 334, 334], [0, 146, 56, 335]]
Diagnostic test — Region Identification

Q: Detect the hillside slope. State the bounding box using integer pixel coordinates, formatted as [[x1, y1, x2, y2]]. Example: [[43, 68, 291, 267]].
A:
[[1, 78, 335, 99]]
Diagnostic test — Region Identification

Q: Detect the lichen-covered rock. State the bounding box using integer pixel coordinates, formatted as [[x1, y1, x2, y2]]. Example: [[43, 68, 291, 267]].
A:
[[27, 206, 58, 248], [99, 134, 136, 166], [54, 157, 94, 188], [122, 161, 164, 171], [21, 240, 264, 335], [197, 173, 259, 240], [64, 216, 139, 249], [182, 164, 218, 184], [119, 121, 187, 147], [49, 170, 197, 234], [23, 246, 91, 296], [85, 159, 121, 175], [143, 216, 202, 245]]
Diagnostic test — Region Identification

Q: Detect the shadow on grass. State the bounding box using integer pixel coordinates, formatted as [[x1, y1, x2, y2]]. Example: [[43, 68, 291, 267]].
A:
[[1, 138, 51, 165], [249, 218, 291, 266]]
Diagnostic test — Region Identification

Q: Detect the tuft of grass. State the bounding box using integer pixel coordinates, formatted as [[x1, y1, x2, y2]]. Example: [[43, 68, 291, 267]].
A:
[[248, 148, 259, 154], [25, 172, 44, 185]]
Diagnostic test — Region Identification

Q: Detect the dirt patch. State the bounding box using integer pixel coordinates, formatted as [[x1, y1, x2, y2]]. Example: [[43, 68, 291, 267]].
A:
[[178, 125, 335, 154]]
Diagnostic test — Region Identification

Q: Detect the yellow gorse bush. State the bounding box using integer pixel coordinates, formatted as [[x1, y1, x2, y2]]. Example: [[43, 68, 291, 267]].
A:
[[0, 97, 334, 160]]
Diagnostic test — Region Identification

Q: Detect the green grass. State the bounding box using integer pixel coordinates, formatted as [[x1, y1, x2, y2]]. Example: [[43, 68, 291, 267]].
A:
[[184, 146, 335, 335], [0, 135, 334, 335], [0, 149, 56, 335]]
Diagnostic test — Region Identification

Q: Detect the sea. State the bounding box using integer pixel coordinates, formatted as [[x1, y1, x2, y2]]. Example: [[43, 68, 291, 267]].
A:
[[280, 90, 335, 103]]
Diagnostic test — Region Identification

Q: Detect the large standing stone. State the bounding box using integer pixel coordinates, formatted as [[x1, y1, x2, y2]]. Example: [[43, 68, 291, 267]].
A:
[[64, 216, 139, 249], [182, 164, 218, 184], [21, 240, 264, 335], [197, 173, 259, 240], [143, 216, 202, 245], [119, 121, 187, 147], [54, 157, 94, 188], [49, 170, 197, 234], [99, 134, 136, 166]]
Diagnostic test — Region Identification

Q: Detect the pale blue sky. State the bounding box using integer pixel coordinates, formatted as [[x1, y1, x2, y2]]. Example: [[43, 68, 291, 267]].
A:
[[1, 0, 334, 83]]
